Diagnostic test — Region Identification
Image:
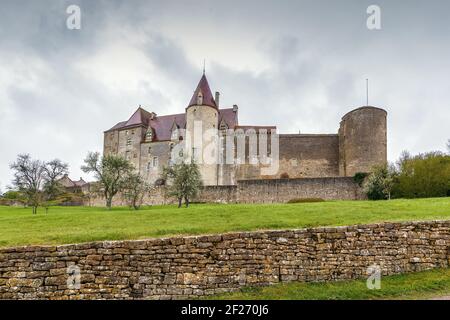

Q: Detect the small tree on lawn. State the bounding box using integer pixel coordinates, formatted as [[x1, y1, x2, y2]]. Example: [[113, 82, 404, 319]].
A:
[[364, 164, 395, 200], [162, 162, 202, 208], [123, 172, 152, 210], [42, 159, 69, 213], [81, 152, 133, 209], [10, 154, 46, 214]]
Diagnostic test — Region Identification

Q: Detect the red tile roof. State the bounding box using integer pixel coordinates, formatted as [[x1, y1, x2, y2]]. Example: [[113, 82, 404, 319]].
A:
[[104, 75, 279, 142], [124, 107, 153, 128], [149, 112, 186, 141], [106, 107, 239, 142], [188, 74, 217, 108]]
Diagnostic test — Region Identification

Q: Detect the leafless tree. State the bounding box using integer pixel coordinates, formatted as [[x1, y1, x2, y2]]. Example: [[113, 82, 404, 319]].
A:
[[10, 154, 46, 214]]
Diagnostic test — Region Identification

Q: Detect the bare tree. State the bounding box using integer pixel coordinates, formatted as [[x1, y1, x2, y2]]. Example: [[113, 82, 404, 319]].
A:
[[81, 152, 133, 209], [42, 159, 69, 212], [10, 154, 46, 214]]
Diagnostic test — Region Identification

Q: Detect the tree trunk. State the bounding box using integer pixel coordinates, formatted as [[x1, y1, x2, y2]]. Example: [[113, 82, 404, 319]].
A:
[[185, 197, 189, 208], [178, 197, 182, 208], [106, 197, 112, 210]]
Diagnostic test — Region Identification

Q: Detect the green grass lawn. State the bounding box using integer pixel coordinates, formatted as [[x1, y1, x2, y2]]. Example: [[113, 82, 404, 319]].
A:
[[206, 268, 450, 300], [0, 197, 449, 248]]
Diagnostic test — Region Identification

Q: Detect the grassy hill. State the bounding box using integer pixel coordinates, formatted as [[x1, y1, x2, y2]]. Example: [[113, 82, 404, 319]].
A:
[[0, 197, 449, 248]]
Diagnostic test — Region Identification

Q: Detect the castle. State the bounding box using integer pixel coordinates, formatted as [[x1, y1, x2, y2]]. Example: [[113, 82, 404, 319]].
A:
[[103, 74, 387, 186]]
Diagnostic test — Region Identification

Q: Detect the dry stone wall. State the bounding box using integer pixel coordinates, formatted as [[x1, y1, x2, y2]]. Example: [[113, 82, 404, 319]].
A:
[[1, 220, 449, 300]]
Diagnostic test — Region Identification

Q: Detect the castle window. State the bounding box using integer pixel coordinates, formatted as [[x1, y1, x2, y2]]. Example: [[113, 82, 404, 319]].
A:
[[133, 153, 137, 159], [220, 121, 228, 131], [126, 137, 132, 146], [125, 130, 129, 135], [169, 142, 174, 151], [147, 162, 151, 171], [125, 151, 130, 160], [146, 129, 153, 141], [131, 130, 135, 135], [148, 146, 152, 154], [197, 92, 203, 105], [171, 128, 178, 140], [152, 157, 158, 168]]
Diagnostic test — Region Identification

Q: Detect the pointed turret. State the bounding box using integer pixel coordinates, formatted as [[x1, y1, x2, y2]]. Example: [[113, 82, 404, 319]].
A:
[[188, 74, 217, 108]]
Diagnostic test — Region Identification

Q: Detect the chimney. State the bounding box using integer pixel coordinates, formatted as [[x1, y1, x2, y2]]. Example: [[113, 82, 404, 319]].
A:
[[215, 92, 220, 107], [232, 104, 238, 112], [150, 112, 157, 120]]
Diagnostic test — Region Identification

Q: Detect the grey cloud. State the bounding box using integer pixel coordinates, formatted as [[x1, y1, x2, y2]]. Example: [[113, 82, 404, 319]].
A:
[[1, 0, 449, 187]]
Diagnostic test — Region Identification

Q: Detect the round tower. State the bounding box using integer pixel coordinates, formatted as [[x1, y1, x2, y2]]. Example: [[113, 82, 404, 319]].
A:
[[185, 74, 219, 185], [339, 106, 387, 176]]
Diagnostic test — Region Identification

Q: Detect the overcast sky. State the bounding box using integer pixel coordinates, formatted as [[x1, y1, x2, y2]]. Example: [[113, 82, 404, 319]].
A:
[[0, 0, 449, 188]]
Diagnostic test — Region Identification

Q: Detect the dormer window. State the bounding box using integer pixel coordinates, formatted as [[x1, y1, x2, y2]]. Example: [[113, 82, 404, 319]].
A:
[[171, 128, 178, 140], [219, 120, 228, 134], [171, 122, 179, 140], [197, 92, 203, 105], [145, 128, 153, 142]]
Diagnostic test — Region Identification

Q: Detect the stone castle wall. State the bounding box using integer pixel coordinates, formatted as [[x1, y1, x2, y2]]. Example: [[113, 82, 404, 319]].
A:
[[277, 134, 340, 178], [86, 177, 364, 207], [1, 220, 448, 300], [236, 177, 364, 203]]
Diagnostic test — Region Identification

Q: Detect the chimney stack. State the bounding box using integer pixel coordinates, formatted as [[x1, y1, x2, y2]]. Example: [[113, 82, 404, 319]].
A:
[[232, 104, 238, 112], [215, 91, 220, 107]]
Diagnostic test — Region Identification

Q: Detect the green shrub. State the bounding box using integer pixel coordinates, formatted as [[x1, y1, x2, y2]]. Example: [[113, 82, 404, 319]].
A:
[[364, 165, 394, 200], [287, 198, 325, 203], [353, 172, 368, 186], [392, 152, 450, 199]]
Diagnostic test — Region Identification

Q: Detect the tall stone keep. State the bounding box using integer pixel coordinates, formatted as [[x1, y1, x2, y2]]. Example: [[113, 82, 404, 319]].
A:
[[339, 106, 387, 176], [185, 74, 219, 185]]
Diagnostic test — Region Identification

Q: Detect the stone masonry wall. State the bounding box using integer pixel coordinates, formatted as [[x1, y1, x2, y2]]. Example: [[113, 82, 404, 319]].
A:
[[1, 220, 449, 300], [236, 177, 364, 203], [87, 177, 363, 207]]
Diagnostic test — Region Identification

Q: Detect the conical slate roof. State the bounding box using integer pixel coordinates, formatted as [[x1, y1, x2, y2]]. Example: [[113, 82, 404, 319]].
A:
[[187, 74, 217, 108]]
